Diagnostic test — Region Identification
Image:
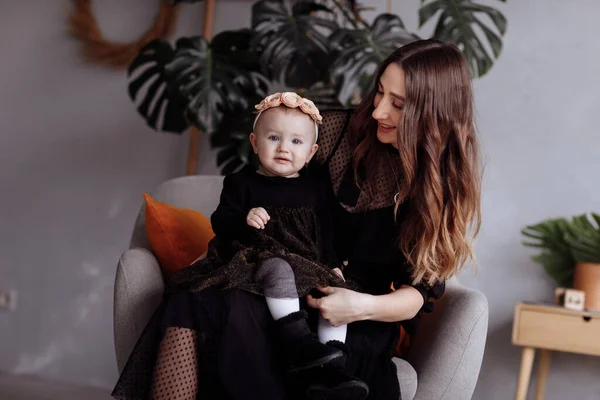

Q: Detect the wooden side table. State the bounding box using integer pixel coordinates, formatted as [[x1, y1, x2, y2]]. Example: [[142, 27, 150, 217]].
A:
[[512, 302, 600, 400]]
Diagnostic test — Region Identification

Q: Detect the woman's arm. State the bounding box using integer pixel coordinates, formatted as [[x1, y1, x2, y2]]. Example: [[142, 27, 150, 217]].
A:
[[307, 284, 424, 327], [363, 285, 425, 322], [310, 109, 352, 166]]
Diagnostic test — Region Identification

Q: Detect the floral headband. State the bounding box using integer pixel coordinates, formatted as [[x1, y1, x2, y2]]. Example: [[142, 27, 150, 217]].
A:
[[253, 92, 323, 141]]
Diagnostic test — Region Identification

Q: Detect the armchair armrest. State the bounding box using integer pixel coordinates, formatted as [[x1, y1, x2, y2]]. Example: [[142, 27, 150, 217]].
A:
[[407, 279, 488, 400], [114, 247, 165, 373]]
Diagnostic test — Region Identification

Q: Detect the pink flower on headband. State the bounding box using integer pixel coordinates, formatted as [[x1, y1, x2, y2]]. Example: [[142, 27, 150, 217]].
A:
[[299, 98, 322, 123], [281, 92, 302, 107], [256, 93, 283, 110], [254, 92, 322, 125]]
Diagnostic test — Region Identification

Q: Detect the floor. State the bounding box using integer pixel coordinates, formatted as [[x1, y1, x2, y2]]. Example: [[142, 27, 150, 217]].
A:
[[0, 372, 111, 400]]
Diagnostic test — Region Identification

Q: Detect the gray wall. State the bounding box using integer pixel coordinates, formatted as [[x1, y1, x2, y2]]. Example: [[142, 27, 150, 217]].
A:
[[1, 0, 599, 399], [455, 1, 600, 399], [0, 0, 241, 389]]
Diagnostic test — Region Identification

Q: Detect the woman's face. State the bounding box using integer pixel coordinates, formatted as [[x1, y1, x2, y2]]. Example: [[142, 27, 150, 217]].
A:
[[372, 63, 406, 149]]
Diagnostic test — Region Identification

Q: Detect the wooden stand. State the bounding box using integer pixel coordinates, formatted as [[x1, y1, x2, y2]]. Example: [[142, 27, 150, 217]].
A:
[[512, 303, 600, 399], [185, 0, 216, 176]]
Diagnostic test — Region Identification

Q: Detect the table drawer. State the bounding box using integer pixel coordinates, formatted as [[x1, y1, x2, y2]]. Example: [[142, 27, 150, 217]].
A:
[[512, 303, 600, 356]]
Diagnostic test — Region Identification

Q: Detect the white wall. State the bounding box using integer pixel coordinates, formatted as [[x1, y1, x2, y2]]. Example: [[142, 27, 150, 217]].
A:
[[1, 0, 599, 398]]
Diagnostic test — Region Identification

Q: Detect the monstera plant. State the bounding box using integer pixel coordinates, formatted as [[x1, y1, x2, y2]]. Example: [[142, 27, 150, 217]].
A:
[[129, 0, 507, 174]]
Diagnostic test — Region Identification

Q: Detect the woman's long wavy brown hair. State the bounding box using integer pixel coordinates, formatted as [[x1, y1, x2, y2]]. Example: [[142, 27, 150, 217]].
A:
[[349, 39, 482, 285]]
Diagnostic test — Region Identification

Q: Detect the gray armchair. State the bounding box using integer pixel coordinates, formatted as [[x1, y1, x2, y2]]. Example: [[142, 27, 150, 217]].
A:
[[114, 175, 488, 400]]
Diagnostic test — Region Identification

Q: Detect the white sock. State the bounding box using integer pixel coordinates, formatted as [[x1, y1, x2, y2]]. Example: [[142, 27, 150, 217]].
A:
[[318, 315, 347, 344], [265, 297, 300, 320]]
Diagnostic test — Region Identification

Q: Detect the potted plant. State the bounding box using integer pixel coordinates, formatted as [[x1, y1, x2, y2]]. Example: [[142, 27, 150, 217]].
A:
[[522, 212, 600, 310], [126, 0, 507, 174]]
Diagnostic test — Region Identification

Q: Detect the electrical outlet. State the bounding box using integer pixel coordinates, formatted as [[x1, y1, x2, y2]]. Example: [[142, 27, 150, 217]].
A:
[[0, 290, 17, 311]]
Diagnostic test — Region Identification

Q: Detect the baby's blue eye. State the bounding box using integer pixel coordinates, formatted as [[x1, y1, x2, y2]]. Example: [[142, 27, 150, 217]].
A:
[[268, 135, 279, 141], [292, 139, 302, 145]]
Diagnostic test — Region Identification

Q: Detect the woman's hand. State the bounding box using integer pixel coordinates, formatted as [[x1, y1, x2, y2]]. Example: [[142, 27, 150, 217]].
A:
[[306, 286, 373, 327], [246, 207, 270, 229]]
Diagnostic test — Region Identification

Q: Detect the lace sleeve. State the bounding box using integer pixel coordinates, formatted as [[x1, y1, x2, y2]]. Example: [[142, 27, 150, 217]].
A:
[[315, 109, 352, 164], [399, 280, 446, 334]]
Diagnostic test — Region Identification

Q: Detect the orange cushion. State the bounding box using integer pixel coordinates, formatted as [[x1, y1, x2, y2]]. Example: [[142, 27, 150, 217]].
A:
[[143, 193, 215, 278], [393, 326, 412, 357]]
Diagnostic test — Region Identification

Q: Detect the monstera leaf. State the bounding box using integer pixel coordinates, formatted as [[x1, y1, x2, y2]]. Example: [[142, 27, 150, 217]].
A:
[[127, 40, 188, 133], [420, 0, 507, 77], [128, 29, 267, 135], [166, 30, 269, 134], [298, 81, 344, 111], [329, 13, 419, 106], [215, 133, 257, 175], [251, 0, 338, 88], [212, 105, 259, 175]]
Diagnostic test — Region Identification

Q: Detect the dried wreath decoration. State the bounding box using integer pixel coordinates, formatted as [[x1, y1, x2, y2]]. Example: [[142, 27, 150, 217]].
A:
[[67, 0, 179, 68]]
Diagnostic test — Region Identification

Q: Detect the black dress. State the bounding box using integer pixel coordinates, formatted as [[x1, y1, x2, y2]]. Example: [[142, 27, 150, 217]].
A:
[[111, 110, 445, 400], [165, 167, 347, 298]]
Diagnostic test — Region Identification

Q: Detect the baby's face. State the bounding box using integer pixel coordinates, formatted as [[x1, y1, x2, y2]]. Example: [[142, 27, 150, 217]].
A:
[[250, 108, 318, 178]]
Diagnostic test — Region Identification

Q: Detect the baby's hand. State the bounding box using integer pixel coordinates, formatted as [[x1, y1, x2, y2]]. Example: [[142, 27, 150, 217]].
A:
[[246, 207, 270, 229], [332, 267, 345, 281]]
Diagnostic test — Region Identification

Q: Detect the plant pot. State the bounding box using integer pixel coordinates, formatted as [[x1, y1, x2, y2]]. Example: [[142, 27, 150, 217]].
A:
[[573, 263, 600, 311]]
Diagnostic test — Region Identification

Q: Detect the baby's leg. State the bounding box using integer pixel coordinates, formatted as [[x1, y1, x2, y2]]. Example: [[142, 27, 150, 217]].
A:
[[255, 257, 343, 372], [310, 297, 367, 398], [256, 261, 367, 398], [255, 257, 299, 320], [308, 319, 368, 400], [317, 316, 347, 344]]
